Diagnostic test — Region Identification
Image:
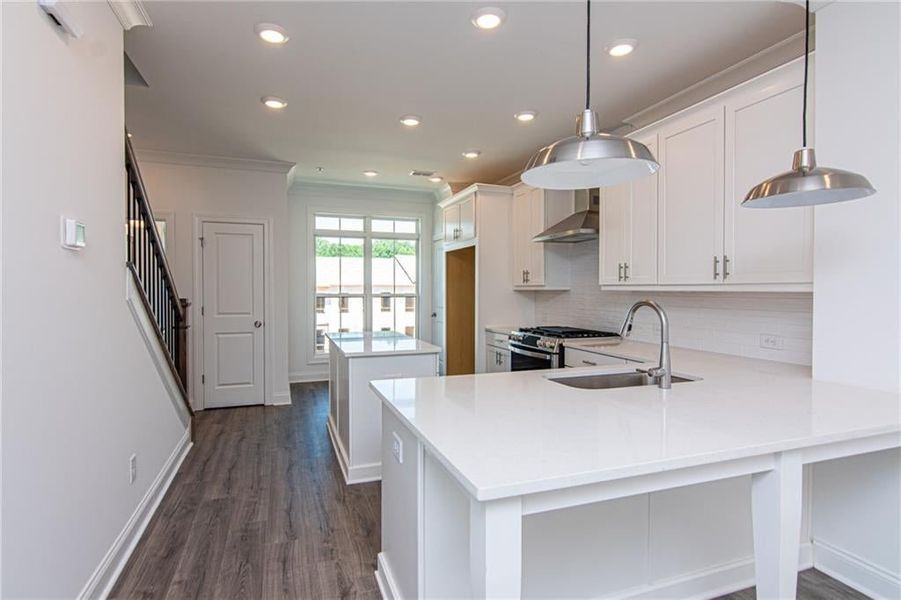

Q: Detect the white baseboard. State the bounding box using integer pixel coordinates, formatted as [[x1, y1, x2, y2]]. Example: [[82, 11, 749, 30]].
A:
[[78, 428, 192, 599], [813, 539, 901, 600], [375, 553, 400, 600], [615, 543, 813, 600], [326, 417, 381, 484], [269, 390, 292, 406], [289, 372, 328, 384]]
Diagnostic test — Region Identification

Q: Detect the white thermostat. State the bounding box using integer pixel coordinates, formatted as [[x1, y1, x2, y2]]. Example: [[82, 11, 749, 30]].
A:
[[61, 217, 86, 250]]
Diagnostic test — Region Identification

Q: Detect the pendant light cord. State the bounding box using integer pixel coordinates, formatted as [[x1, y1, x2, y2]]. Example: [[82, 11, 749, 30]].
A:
[[585, 0, 591, 110], [802, 0, 809, 147]]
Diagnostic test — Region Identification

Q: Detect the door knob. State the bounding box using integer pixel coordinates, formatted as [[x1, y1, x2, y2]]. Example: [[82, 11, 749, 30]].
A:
[[254, 320, 263, 328]]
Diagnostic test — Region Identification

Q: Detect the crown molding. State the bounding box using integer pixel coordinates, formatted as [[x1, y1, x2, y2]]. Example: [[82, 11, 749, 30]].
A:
[[290, 175, 439, 198], [108, 1, 152, 30], [135, 149, 296, 174]]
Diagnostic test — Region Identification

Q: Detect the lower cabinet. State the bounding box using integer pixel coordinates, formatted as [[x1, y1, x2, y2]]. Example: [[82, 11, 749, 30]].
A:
[[563, 347, 636, 368], [485, 344, 511, 372]]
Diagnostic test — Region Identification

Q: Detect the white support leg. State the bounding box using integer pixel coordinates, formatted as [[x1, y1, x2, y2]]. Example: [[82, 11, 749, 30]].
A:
[[469, 495, 523, 598], [751, 451, 804, 600]]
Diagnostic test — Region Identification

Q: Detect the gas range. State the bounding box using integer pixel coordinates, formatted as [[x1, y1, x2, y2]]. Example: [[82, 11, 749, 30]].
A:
[[508, 326, 620, 370]]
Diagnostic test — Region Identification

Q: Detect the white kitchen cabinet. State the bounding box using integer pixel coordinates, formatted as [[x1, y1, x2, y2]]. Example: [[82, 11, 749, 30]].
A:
[[599, 132, 659, 286], [485, 344, 511, 372], [444, 194, 475, 243], [563, 346, 631, 368], [511, 183, 572, 289], [723, 60, 813, 284], [658, 104, 726, 285]]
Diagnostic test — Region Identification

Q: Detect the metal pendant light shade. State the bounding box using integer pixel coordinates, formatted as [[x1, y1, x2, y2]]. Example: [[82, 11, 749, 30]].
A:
[[743, 148, 875, 208], [522, 110, 659, 190], [521, 1, 658, 190], [742, 0, 875, 208]]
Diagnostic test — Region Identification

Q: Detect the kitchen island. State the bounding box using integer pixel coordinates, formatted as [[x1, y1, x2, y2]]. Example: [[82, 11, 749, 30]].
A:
[[371, 341, 900, 599], [326, 331, 439, 484]]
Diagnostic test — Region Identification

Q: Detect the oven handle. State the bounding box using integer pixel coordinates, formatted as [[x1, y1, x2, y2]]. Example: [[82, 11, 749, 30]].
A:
[[508, 343, 554, 361]]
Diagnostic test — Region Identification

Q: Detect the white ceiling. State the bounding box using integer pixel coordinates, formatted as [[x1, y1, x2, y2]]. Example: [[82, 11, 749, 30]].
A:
[[125, 1, 804, 190]]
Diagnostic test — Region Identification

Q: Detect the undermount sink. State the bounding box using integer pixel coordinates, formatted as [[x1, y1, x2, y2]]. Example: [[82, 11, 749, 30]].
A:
[[549, 370, 697, 390]]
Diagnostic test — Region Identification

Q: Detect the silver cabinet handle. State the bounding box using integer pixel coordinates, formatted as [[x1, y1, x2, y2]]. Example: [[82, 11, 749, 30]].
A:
[[723, 255, 731, 280], [254, 320, 263, 328], [582, 359, 597, 366], [618, 263, 623, 282], [525, 270, 530, 283], [623, 262, 630, 281], [713, 256, 720, 280]]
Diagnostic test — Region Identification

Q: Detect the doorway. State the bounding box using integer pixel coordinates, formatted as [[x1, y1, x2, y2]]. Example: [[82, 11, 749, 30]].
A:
[[445, 246, 475, 375]]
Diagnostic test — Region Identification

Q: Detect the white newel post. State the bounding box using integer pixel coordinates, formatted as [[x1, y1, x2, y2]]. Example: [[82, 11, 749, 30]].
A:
[[751, 451, 804, 600], [469, 496, 523, 598]]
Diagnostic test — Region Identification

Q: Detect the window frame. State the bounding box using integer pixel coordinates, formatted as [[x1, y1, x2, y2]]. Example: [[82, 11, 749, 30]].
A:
[[312, 213, 421, 357]]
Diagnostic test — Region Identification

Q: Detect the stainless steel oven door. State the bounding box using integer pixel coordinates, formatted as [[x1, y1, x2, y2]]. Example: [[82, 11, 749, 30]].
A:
[[509, 342, 559, 371]]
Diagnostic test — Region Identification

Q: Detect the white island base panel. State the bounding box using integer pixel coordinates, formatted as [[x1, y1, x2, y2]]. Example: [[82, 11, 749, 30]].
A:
[[377, 408, 899, 599]]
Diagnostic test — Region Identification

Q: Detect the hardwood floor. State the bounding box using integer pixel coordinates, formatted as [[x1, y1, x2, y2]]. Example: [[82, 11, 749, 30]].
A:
[[112, 382, 868, 600], [110, 382, 380, 600]]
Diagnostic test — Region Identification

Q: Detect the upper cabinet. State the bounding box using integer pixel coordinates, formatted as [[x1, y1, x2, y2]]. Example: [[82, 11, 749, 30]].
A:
[[599, 58, 813, 291], [511, 184, 572, 290], [443, 193, 476, 243], [599, 132, 659, 286], [723, 62, 813, 284]]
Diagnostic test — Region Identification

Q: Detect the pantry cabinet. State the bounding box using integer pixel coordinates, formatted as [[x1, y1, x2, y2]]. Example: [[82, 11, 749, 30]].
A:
[[511, 183, 572, 289], [599, 132, 659, 286], [598, 58, 813, 291]]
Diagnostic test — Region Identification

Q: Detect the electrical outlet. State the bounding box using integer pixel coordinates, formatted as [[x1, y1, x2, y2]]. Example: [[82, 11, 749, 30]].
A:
[[759, 334, 784, 351], [391, 432, 404, 465], [129, 454, 137, 484]]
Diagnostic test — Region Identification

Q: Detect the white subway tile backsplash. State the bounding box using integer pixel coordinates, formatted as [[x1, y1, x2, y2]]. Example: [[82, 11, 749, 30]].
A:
[[533, 241, 813, 366]]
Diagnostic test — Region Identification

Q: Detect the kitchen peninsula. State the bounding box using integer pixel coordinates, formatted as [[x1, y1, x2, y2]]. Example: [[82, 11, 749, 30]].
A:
[[326, 331, 439, 484], [371, 342, 901, 599]]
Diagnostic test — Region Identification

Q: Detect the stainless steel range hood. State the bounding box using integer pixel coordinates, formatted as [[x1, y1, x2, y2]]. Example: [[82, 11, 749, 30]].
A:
[[532, 189, 599, 243]]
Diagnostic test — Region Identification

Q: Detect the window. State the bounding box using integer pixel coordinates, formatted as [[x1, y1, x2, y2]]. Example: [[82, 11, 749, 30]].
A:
[[314, 214, 419, 353]]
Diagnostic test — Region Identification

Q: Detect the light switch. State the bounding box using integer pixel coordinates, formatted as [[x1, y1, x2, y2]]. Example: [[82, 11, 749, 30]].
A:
[[392, 431, 404, 464], [60, 217, 86, 250]]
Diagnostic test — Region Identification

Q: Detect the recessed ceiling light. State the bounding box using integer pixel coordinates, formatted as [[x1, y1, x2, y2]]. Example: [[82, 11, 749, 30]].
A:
[[400, 115, 421, 127], [462, 150, 481, 159], [429, 176, 444, 183], [514, 110, 537, 122], [471, 7, 505, 30], [363, 170, 379, 177], [255, 23, 289, 45], [606, 39, 637, 57], [261, 96, 287, 109]]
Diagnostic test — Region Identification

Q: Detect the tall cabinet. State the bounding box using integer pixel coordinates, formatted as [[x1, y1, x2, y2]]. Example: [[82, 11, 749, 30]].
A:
[[599, 58, 813, 291]]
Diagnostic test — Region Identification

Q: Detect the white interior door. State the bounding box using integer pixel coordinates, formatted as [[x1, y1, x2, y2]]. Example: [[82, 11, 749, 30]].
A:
[[202, 221, 265, 408]]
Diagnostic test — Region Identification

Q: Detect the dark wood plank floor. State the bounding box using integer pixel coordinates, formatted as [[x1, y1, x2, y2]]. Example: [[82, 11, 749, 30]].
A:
[[112, 382, 868, 600]]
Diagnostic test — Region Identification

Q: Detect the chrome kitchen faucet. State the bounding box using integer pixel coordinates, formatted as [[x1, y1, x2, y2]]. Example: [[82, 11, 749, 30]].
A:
[[620, 300, 672, 390]]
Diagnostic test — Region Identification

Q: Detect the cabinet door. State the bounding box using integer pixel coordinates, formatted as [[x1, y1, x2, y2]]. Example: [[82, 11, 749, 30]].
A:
[[459, 196, 476, 241], [658, 105, 725, 284], [527, 187, 546, 285], [497, 347, 510, 372], [443, 204, 460, 242], [511, 186, 531, 285], [626, 133, 659, 285], [724, 63, 813, 284], [599, 185, 628, 285]]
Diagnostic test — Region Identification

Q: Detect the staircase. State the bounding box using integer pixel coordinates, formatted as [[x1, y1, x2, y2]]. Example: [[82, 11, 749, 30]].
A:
[[125, 133, 194, 433]]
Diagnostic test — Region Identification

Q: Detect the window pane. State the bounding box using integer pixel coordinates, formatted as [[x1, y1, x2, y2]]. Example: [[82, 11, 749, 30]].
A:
[[371, 296, 416, 338], [372, 239, 395, 294], [341, 217, 364, 231], [372, 219, 394, 233], [315, 215, 340, 230], [315, 295, 364, 352], [395, 219, 417, 234], [315, 236, 364, 295]]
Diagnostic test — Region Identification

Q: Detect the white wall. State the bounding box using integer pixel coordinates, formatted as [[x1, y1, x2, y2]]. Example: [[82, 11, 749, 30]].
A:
[[809, 3, 901, 596], [533, 241, 814, 365], [289, 181, 436, 382], [1, 3, 189, 596], [136, 156, 293, 407]]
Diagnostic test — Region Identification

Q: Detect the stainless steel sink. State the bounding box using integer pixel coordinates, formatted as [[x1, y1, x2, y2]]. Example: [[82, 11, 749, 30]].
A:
[[549, 370, 696, 390]]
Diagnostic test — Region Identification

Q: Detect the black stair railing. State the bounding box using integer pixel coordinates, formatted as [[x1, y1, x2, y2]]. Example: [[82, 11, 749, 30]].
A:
[[125, 133, 193, 419]]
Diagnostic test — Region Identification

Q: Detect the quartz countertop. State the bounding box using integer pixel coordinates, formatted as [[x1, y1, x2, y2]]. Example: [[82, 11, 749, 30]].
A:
[[370, 341, 901, 500], [326, 331, 441, 358], [485, 325, 520, 335]]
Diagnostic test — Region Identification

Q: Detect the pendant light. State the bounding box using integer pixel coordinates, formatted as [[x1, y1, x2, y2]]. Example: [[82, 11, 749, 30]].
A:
[[521, 0, 658, 190], [743, 0, 875, 208]]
